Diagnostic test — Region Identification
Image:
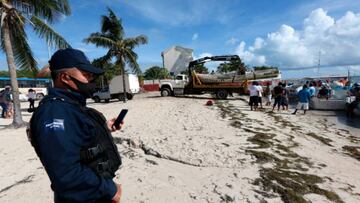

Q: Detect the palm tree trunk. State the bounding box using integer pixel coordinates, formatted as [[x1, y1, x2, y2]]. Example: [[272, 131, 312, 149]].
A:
[[3, 22, 24, 127], [120, 56, 127, 103], [122, 67, 127, 103]]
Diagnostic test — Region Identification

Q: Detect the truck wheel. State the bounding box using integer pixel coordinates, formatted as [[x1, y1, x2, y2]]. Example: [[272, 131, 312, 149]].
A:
[[216, 90, 228, 100], [126, 93, 133, 100], [118, 94, 125, 101], [93, 96, 100, 103], [105, 99, 110, 103], [36, 93, 44, 100], [161, 88, 171, 97]]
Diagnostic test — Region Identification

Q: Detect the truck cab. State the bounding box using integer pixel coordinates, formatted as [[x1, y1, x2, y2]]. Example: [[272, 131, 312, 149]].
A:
[[160, 74, 188, 96]]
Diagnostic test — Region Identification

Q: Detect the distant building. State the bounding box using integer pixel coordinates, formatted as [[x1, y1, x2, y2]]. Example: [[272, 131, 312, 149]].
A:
[[161, 46, 193, 74]]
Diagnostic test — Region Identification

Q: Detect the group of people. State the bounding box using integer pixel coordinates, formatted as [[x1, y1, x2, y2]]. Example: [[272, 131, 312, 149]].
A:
[[271, 82, 289, 111], [248, 81, 290, 112], [0, 87, 38, 118], [248, 81, 315, 115], [0, 86, 13, 118], [248, 79, 360, 117], [317, 82, 332, 99]]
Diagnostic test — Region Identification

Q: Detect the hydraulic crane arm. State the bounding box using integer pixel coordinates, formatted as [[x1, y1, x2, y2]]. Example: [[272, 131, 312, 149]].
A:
[[188, 55, 240, 68]]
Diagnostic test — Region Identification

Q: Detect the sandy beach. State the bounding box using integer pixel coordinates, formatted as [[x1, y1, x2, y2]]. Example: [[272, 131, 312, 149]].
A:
[[0, 92, 360, 203]]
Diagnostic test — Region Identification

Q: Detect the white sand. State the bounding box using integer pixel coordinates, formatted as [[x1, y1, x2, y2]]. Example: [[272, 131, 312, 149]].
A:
[[0, 92, 359, 202]]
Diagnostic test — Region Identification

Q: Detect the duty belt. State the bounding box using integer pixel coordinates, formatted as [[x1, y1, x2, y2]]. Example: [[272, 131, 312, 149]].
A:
[[80, 145, 104, 162]]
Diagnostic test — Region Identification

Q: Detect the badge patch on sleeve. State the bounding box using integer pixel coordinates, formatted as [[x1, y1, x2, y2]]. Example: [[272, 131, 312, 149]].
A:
[[45, 119, 65, 131]]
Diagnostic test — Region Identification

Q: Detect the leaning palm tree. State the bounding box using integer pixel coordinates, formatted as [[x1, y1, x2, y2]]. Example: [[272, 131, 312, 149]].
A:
[[0, 0, 71, 127], [84, 8, 147, 102]]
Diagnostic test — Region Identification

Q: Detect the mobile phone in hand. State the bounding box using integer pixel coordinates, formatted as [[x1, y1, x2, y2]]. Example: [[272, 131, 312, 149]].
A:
[[113, 109, 128, 128]]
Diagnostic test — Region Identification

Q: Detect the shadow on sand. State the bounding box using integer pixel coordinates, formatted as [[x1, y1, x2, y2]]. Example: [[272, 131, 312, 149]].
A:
[[335, 111, 360, 129]]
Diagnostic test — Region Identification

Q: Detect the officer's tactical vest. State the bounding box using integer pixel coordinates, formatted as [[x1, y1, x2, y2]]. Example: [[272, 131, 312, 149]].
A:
[[27, 96, 122, 179]]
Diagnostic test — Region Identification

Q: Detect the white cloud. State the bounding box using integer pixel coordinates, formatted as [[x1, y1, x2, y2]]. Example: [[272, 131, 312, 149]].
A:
[[193, 52, 213, 60], [192, 33, 199, 41], [236, 8, 360, 69], [226, 37, 239, 45], [197, 52, 212, 59]]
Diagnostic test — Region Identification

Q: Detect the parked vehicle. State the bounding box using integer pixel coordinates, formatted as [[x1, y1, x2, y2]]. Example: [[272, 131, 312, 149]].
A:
[[160, 55, 280, 99], [92, 74, 140, 103], [0, 77, 51, 100]]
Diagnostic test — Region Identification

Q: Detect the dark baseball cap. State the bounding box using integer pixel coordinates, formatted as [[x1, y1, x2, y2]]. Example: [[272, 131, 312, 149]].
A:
[[49, 48, 104, 74]]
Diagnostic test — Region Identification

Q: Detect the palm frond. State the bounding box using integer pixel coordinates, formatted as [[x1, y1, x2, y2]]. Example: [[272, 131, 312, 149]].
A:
[[30, 15, 71, 49], [122, 35, 148, 49], [92, 51, 113, 68], [5, 11, 37, 71], [27, 0, 71, 23], [100, 8, 123, 39], [83, 32, 117, 48], [0, 10, 6, 40], [123, 49, 141, 74]]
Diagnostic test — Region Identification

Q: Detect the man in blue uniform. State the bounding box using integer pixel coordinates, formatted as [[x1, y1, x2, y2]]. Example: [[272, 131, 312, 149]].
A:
[[28, 48, 122, 203]]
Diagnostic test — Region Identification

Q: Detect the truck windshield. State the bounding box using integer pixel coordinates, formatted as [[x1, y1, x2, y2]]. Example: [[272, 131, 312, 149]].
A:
[[176, 76, 183, 80]]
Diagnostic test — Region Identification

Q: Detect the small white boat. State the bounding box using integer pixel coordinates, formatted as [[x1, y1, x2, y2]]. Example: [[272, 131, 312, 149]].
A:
[[309, 89, 348, 110]]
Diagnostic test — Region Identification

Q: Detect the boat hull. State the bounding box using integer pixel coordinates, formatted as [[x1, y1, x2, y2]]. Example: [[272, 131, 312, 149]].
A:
[[310, 97, 346, 110]]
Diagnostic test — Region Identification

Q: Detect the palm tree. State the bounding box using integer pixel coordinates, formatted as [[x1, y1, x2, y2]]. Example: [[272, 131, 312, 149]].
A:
[[84, 8, 148, 102], [0, 0, 71, 127]]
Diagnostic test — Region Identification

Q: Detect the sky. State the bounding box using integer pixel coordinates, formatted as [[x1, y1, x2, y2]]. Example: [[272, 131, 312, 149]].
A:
[[1, 0, 360, 79]]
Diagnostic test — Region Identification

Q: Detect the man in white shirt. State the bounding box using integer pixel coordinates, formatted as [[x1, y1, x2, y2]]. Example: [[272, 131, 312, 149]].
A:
[[256, 83, 263, 109], [248, 81, 259, 111]]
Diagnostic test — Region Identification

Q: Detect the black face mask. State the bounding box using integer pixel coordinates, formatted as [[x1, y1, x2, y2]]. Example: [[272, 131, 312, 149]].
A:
[[67, 76, 97, 98]]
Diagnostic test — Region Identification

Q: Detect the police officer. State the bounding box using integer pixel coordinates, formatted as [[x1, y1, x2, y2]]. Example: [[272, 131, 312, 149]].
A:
[[28, 48, 122, 203]]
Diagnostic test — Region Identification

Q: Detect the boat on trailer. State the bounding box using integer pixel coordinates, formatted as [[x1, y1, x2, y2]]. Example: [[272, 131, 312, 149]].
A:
[[196, 68, 279, 84]]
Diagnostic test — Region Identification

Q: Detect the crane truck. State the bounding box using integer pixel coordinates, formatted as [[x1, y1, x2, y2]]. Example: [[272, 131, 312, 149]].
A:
[[159, 55, 280, 99]]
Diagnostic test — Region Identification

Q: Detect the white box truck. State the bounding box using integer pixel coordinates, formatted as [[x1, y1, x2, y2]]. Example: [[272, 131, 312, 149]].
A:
[[92, 74, 140, 103]]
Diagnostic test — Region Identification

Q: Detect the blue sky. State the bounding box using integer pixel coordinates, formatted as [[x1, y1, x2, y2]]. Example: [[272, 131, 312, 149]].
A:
[[1, 0, 360, 79]]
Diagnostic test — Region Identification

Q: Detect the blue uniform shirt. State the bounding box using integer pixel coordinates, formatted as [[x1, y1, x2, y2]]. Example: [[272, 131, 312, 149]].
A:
[[30, 88, 116, 202], [298, 88, 311, 103]]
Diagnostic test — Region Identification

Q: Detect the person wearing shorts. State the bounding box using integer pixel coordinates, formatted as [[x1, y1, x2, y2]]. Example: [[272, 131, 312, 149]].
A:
[[264, 83, 272, 106], [272, 82, 283, 111], [256, 83, 263, 108], [292, 84, 311, 115], [248, 81, 259, 111]]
